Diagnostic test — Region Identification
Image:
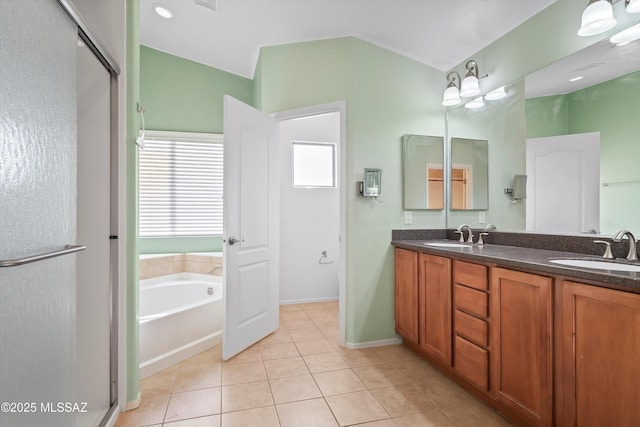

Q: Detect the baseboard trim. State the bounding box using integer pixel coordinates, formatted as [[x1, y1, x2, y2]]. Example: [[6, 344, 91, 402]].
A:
[[125, 392, 142, 411], [344, 337, 403, 349], [280, 297, 339, 305]]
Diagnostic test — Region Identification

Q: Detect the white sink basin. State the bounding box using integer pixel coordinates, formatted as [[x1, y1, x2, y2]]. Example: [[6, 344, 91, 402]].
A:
[[423, 242, 471, 248], [549, 259, 640, 272]]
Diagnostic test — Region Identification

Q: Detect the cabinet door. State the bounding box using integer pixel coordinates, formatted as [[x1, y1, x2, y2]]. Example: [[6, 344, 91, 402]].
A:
[[491, 268, 552, 427], [394, 248, 419, 344], [561, 281, 640, 427], [419, 253, 452, 365]]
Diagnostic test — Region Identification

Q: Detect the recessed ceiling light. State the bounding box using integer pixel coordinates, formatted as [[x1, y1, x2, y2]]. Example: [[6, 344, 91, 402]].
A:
[[154, 4, 173, 19], [569, 76, 584, 82]]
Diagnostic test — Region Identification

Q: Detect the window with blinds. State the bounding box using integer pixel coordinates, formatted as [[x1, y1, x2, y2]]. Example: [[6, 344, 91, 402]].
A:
[[139, 131, 223, 237]]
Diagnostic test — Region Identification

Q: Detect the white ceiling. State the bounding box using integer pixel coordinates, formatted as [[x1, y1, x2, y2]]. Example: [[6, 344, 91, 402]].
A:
[[525, 37, 640, 98], [140, 0, 556, 79]]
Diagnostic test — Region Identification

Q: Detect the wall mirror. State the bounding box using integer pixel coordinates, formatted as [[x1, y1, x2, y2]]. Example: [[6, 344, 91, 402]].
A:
[[402, 134, 444, 210], [450, 137, 488, 210], [446, 35, 640, 236]]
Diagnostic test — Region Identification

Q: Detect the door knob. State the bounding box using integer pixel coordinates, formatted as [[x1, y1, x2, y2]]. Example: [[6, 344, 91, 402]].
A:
[[226, 236, 244, 245]]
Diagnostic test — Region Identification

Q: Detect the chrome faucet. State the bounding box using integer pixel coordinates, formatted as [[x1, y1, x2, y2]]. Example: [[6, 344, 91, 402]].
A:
[[612, 230, 638, 262], [456, 224, 474, 244]]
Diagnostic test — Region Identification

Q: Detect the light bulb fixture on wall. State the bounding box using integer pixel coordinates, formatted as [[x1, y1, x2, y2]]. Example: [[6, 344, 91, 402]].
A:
[[460, 60, 481, 98], [626, 0, 640, 13], [442, 72, 462, 106], [578, 0, 617, 37], [485, 86, 507, 100], [610, 22, 640, 44], [464, 96, 485, 109]]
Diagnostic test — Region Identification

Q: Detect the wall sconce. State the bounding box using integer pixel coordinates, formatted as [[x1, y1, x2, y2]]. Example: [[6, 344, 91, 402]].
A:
[[485, 86, 507, 100], [578, 0, 617, 37], [626, 0, 640, 13], [504, 174, 527, 202], [610, 22, 640, 45], [442, 72, 462, 106], [460, 60, 481, 98], [357, 168, 382, 198], [464, 96, 485, 109]]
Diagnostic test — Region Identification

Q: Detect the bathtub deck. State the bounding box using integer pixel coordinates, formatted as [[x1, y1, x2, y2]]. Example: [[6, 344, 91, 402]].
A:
[[115, 301, 512, 427]]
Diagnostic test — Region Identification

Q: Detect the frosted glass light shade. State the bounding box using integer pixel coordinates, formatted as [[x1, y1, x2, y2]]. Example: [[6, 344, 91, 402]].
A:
[[485, 86, 507, 100], [578, 0, 617, 37], [442, 86, 461, 106], [465, 97, 484, 109], [460, 75, 481, 98], [610, 23, 640, 45], [627, 0, 640, 13]]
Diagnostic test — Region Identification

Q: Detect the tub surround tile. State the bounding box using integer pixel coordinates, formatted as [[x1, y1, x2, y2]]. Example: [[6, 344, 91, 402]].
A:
[[276, 398, 338, 427], [325, 390, 391, 426], [221, 380, 274, 412], [221, 361, 267, 385], [164, 387, 222, 423], [264, 356, 309, 379], [162, 415, 221, 427]]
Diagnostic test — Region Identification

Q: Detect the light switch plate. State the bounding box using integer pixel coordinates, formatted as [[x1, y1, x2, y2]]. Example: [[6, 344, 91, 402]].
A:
[[404, 211, 413, 225], [478, 211, 486, 224]]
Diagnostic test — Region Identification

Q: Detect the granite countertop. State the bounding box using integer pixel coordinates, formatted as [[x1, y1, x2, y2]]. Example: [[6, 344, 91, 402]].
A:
[[392, 239, 640, 294]]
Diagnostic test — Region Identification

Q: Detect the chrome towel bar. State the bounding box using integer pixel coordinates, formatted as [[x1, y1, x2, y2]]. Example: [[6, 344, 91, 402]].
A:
[[0, 244, 86, 268]]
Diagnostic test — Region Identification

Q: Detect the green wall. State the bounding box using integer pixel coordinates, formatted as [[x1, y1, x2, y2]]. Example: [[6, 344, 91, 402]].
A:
[[139, 46, 254, 254], [526, 71, 640, 235], [257, 37, 446, 344]]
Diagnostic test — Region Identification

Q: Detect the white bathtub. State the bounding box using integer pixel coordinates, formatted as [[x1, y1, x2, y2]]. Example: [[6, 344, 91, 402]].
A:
[[139, 273, 223, 379]]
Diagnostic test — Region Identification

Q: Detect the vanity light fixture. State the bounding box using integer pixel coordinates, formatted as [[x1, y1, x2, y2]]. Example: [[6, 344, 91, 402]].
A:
[[460, 60, 482, 98], [154, 3, 174, 19], [485, 86, 507, 100], [578, 0, 617, 37], [464, 96, 485, 109], [442, 72, 462, 106], [627, 0, 640, 13], [610, 22, 640, 45]]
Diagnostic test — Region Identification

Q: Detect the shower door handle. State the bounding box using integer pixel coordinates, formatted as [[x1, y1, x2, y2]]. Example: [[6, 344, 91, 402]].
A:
[[225, 236, 244, 246]]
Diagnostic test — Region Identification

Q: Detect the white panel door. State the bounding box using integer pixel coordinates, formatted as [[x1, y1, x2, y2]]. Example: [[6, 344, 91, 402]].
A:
[[526, 132, 600, 233], [222, 96, 280, 360]]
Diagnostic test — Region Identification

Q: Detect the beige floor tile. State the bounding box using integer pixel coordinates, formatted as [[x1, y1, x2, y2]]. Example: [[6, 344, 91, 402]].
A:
[[305, 308, 331, 319], [313, 369, 367, 396], [353, 364, 410, 389], [370, 384, 436, 417], [391, 360, 443, 386], [222, 345, 263, 364], [280, 304, 304, 312], [276, 398, 339, 427], [221, 380, 273, 413], [373, 345, 419, 363], [295, 339, 334, 356], [173, 366, 222, 393], [337, 348, 387, 368], [164, 387, 221, 423], [281, 311, 311, 322], [393, 409, 458, 427], [178, 347, 222, 372], [220, 406, 280, 427], [269, 374, 323, 404], [299, 302, 332, 311], [412, 376, 477, 412], [289, 327, 324, 343], [264, 356, 310, 379], [352, 420, 398, 427], [303, 352, 349, 373], [441, 399, 513, 427], [258, 329, 293, 346], [284, 318, 317, 329], [140, 368, 178, 397], [114, 394, 170, 427], [162, 415, 220, 427], [261, 342, 300, 360], [323, 301, 339, 310], [221, 361, 267, 385], [326, 390, 391, 426]]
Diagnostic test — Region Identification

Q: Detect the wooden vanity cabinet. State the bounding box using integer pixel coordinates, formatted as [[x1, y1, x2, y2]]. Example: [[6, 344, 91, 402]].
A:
[[491, 268, 553, 427], [418, 253, 452, 365], [394, 248, 419, 344], [560, 280, 640, 427]]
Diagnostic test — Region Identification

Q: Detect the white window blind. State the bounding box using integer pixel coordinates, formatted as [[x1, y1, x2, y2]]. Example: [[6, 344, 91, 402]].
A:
[[139, 131, 223, 237]]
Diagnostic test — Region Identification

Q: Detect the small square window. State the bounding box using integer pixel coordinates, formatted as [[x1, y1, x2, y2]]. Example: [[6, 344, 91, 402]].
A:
[[293, 142, 336, 187]]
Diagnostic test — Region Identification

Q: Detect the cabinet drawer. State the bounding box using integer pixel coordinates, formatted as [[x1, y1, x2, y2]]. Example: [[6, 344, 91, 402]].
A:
[[455, 284, 489, 318], [454, 261, 488, 290], [454, 336, 489, 391], [455, 309, 488, 347]]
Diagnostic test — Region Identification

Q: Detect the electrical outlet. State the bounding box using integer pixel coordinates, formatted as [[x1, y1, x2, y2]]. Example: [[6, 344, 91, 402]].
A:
[[404, 211, 413, 225], [478, 211, 486, 224]]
